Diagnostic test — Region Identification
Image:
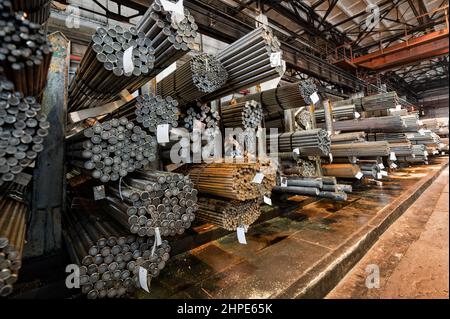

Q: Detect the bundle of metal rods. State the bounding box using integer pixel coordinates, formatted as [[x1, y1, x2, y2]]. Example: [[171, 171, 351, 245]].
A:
[[223, 82, 305, 121], [386, 142, 413, 156], [186, 162, 276, 201], [66, 118, 157, 182], [181, 102, 220, 131], [68, 25, 156, 111], [273, 176, 351, 201], [333, 92, 399, 112], [0, 183, 27, 297], [157, 54, 228, 106], [397, 145, 428, 164], [283, 159, 317, 177], [401, 115, 420, 132], [358, 160, 384, 179], [330, 141, 390, 158], [105, 94, 179, 134], [367, 132, 410, 143], [332, 116, 406, 133], [202, 26, 284, 101], [0, 79, 50, 186], [268, 129, 331, 156], [63, 198, 171, 299], [331, 132, 366, 144], [11, 0, 52, 24], [135, 0, 197, 81], [195, 197, 260, 231], [104, 170, 197, 237], [0, 2, 52, 98], [315, 104, 356, 122], [407, 131, 441, 147], [322, 163, 363, 179], [221, 100, 263, 129]]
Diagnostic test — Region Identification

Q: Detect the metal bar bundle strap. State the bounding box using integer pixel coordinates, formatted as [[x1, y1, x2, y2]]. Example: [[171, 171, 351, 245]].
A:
[[68, 25, 156, 111], [195, 197, 260, 231], [157, 54, 228, 106]]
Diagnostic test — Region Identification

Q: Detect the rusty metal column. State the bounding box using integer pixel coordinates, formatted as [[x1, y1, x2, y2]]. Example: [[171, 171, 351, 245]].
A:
[[25, 32, 70, 258]]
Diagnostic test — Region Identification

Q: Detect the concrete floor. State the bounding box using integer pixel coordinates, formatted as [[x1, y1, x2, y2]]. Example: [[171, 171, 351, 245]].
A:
[[137, 158, 448, 299], [327, 167, 449, 299]]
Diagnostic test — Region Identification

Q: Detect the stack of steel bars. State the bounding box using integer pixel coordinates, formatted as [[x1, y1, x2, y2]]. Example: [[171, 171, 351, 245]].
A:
[[268, 129, 331, 156], [401, 114, 420, 132], [221, 100, 263, 129], [322, 163, 363, 179], [12, 0, 52, 24], [359, 160, 384, 179], [185, 162, 276, 201], [397, 144, 429, 164], [63, 197, 171, 299], [104, 170, 197, 237], [315, 104, 356, 122], [66, 118, 157, 182], [68, 25, 156, 111], [0, 182, 28, 297], [103, 94, 179, 134], [201, 26, 284, 101], [333, 92, 399, 111], [195, 197, 260, 231], [135, 0, 197, 82], [157, 53, 228, 106], [330, 141, 390, 158], [367, 132, 410, 143], [180, 102, 220, 131], [0, 1, 52, 98], [272, 176, 351, 201], [332, 116, 406, 133], [331, 132, 366, 144], [1, 79, 50, 186]]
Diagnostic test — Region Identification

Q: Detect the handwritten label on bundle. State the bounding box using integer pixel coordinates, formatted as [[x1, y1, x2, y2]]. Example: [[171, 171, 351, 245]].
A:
[[252, 172, 265, 184], [160, 0, 185, 23], [377, 173, 383, 180], [293, 148, 300, 155], [329, 153, 333, 163], [154, 227, 162, 246], [270, 52, 282, 67], [237, 226, 247, 245], [138, 267, 150, 293], [93, 185, 106, 201], [424, 151, 429, 156], [280, 177, 288, 187], [381, 170, 388, 177], [354, 111, 361, 119], [378, 163, 385, 169], [123, 46, 134, 74], [355, 172, 364, 180], [310, 92, 320, 105], [263, 196, 272, 206], [390, 152, 397, 161], [157, 124, 170, 144], [390, 163, 398, 169]]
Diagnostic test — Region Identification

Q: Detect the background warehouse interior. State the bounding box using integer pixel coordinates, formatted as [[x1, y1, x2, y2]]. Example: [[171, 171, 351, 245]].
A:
[[0, 0, 448, 299]]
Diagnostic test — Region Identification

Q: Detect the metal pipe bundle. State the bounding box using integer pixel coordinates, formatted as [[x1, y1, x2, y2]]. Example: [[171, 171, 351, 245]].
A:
[[0, 184, 27, 297], [68, 25, 156, 111], [66, 118, 157, 182], [358, 160, 382, 178], [186, 162, 276, 201], [279, 176, 351, 201], [367, 132, 410, 143], [0, 2, 52, 98], [157, 54, 228, 105], [397, 144, 428, 164], [11, 0, 52, 24], [322, 163, 362, 179], [331, 132, 366, 144], [181, 102, 220, 131], [334, 92, 399, 112], [330, 141, 390, 158], [268, 129, 331, 156], [401, 115, 420, 132], [63, 199, 171, 299], [195, 197, 260, 231], [407, 131, 441, 147], [105, 170, 197, 237], [315, 105, 356, 122], [332, 116, 406, 133], [0, 80, 50, 186], [202, 26, 284, 101], [387, 142, 413, 156], [105, 94, 179, 134], [221, 100, 263, 129], [135, 0, 197, 84]]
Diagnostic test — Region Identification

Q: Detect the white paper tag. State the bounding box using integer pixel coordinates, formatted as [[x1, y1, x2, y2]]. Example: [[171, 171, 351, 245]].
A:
[[378, 163, 385, 169], [329, 153, 333, 163], [280, 177, 288, 187], [154, 227, 162, 246], [377, 173, 383, 179], [157, 124, 170, 144], [252, 172, 265, 184], [93, 185, 106, 201], [138, 267, 150, 293], [270, 52, 282, 67], [355, 172, 364, 180], [381, 170, 388, 177], [442, 152, 446, 156], [424, 151, 429, 156], [390, 152, 397, 161], [396, 105, 402, 111], [123, 46, 134, 74], [160, 0, 185, 23], [354, 111, 361, 119], [419, 129, 426, 136], [433, 150, 439, 155], [293, 148, 300, 155], [390, 163, 398, 169], [418, 120, 423, 125], [310, 92, 320, 105], [263, 196, 272, 206], [237, 226, 247, 244]]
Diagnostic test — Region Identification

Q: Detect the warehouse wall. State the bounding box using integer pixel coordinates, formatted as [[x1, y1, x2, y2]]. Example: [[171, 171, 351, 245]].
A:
[[419, 86, 449, 119]]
